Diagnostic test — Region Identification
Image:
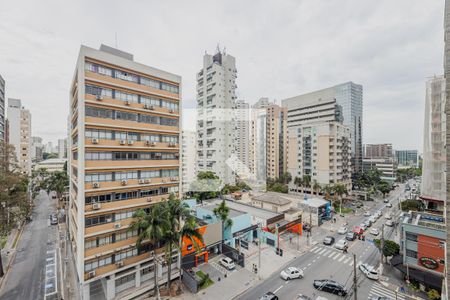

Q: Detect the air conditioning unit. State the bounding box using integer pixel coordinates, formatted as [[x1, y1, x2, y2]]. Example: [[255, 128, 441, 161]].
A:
[[145, 140, 156, 146], [148, 105, 155, 110], [125, 101, 131, 106], [147, 197, 152, 202], [95, 95, 103, 101], [121, 180, 128, 186], [114, 223, 122, 229], [91, 138, 99, 144], [88, 271, 96, 278], [138, 179, 145, 184], [92, 203, 101, 210], [116, 261, 124, 267], [171, 177, 179, 181], [127, 140, 134, 145], [92, 182, 100, 189], [161, 179, 166, 183], [119, 140, 126, 145], [144, 179, 151, 184], [168, 142, 176, 147], [155, 153, 162, 157], [174, 153, 180, 158], [169, 109, 174, 113]]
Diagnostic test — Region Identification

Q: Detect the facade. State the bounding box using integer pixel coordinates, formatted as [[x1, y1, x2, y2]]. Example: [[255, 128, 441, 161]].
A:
[[235, 100, 250, 178], [45, 141, 56, 154], [34, 158, 67, 173], [364, 143, 393, 159], [0, 75, 4, 142], [31, 136, 44, 162], [362, 158, 397, 182], [445, 2, 450, 295], [266, 104, 288, 180], [181, 130, 197, 195], [282, 82, 363, 173], [249, 98, 270, 185], [287, 121, 352, 192], [58, 138, 68, 159], [395, 150, 418, 168], [251, 192, 292, 213], [7, 98, 32, 175], [68, 45, 181, 300], [422, 76, 446, 213], [196, 49, 237, 185]]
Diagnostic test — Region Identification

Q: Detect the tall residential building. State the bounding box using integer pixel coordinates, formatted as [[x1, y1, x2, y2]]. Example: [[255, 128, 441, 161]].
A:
[[249, 98, 270, 185], [395, 150, 418, 168], [287, 121, 352, 192], [44, 141, 55, 154], [235, 100, 250, 178], [58, 138, 68, 159], [364, 143, 393, 159], [266, 104, 288, 180], [7, 98, 31, 175], [196, 49, 237, 185], [0, 75, 5, 142], [444, 1, 450, 295], [282, 82, 363, 173], [422, 76, 446, 213], [68, 45, 181, 300], [181, 130, 197, 194], [31, 136, 44, 162]]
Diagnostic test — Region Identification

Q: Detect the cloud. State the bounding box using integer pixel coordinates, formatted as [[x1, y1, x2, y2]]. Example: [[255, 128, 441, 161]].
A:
[[0, 0, 444, 151]]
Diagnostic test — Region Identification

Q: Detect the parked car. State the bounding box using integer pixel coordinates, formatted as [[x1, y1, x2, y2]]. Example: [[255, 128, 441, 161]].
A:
[[356, 202, 363, 208], [370, 228, 380, 236], [386, 203, 393, 208], [313, 279, 347, 296], [370, 297, 392, 300], [363, 220, 372, 228], [383, 199, 389, 203], [50, 214, 58, 225], [303, 223, 311, 232], [353, 226, 364, 235], [385, 220, 394, 227], [220, 257, 235, 270], [384, 213, 392, 220], [364, 211, 371, 217], [359, 223, 368, 231], [260, 292, 279, 300], [375, 211, 382, 218], [280, 267, 304, 280], [369, 216, 376, 223], [359, 263, 379, 280], [334, 239, 348, 250], [323, 236, 335, 246], [337, 226, 348, 234], [296, 294, 313, 300], [346, 232, 357, 241]]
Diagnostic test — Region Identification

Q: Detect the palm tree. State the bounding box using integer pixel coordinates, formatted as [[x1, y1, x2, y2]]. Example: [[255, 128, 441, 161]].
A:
[[333, 184, 348, 215], [130, 206, 169, 299], [294, 176, 303, 195], [302, 175, 311, 196], [213, 200, 233, 250], [322, 184, 333, 200], [312, 180, 321, 196]]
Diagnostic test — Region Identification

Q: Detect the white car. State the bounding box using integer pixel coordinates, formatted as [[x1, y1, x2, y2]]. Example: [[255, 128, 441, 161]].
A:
[[369, 216, 376, 223], [337, 226, 348, 234], [364, 211, 371, 217], [359, 263, 379, 280], [386, 203, 393, 208], [219, 257, 235, 270], [384, 213, 392, 220], [280, 267, 304, 280], [385, 220, 394, 227], [370, 228, 380, 236], [375, 211, 382, 218], [334, 239, 348, 250], [359, 223, 368, 231]]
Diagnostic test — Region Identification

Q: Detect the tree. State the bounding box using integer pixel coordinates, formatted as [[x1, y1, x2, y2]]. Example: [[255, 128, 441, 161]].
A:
[[130, 206, 169, 299], [294, 176, 303, 195], [190, 171, 222, 204], [373, 239, 400, 261], [46, 171, 69, 202], [322, 184, 333, 200], [213, 200, 233, 249], [302, 175, 311, 195], [377, 181, 391, 197], [312, 180, 321, 196], [333, 184, 348, 214], [279, 172, 292, 185]]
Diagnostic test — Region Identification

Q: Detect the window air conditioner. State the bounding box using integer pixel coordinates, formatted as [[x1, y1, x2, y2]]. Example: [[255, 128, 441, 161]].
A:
[[92, 203, 101, 210], [91, 138, 99, 144], [92, 182, 100, 188]]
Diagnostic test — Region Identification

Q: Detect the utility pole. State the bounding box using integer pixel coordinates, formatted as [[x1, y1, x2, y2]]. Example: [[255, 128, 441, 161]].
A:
[[380, 224, 385, 276], [353, 253, 357, 300], [258, 225, 261, 274], [308, 210, 312, 246]]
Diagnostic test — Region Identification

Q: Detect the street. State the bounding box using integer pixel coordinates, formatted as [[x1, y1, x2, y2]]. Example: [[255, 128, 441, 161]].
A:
[[0, 190, 58, 300], [238, 184, 410, 300]]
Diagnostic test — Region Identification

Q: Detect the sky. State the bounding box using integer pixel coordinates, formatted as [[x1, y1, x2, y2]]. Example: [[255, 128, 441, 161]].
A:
[[0, 0, 444, 151]]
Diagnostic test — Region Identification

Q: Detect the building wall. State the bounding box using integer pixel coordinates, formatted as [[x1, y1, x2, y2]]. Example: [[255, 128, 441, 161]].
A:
[[181, 130, 196, 194], [445, 1, 450, 293], [235, 100, 250, 178], [395, 150, 418, 167], [0, 75, 5, 142], [249, 98, 270, 185], [58, 138, 67, 159], [68, 44, 181, 300], [266, 104, 287, 180], [362, 158, 397, 181], [364, 143, 393, 159], [196, 50, 237, 185]]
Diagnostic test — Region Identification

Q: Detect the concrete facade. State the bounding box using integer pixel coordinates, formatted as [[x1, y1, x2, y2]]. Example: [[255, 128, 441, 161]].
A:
[[0, 75, 4, 142], [362, 157, 397, 182], [58, 138, 67, 159], [364, 143, 393, 159], [266, 104, 288, 180], [182, 130, 197, 194], [235, 99, 250, 179], [31, 136, 44, 162], [249, 98, 270, 185]]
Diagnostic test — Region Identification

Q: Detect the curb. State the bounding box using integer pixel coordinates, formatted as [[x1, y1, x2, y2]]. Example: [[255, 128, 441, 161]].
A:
[[0, 222, 26, 293]]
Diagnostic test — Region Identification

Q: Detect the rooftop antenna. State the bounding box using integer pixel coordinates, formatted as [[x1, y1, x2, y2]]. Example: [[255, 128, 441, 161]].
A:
[[216, 43, 221, 54], [115, 32, 118, 48]]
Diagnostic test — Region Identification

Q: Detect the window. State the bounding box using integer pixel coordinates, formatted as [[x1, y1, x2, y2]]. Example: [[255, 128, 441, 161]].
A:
[[161, 135, 178, 143], [115, 210, 135, 221], [115, 230, 138, 242], [98, 235, 112, 246], [85, 62, 112, 76], [85, 239, 97, 250], [115, 273, 136, 287], [85, 172, 112, 182], [161, 100, 179, 111], [141, 134, 160, 142], [85, 129, 113, 140], [85, 194, 112, 204], [140, 77, 160, 89], [116, 111, 137, 121], [406, 249, 417, 258], [85, 85, 113, 98], [84, 256, 112, 272], [140, 96, 160, 107], [115, 70, 138, 83], [85, 152, 113, 160], [140, 114, 159, 124], [160, 117, 178, 127], [405, 232, 418, 242], [115, 248, 138, 261], [161, 82, 179, 94], [114, 191, 138, 201], [141, 170, 160, 179], [115, 171, 138, 181], [86, 106, 113, 119], [169, 186, 179, 194], [115, 131, 127, 140], [115, 90, 138, 103], [113, 152, 138, 160], [161, 169, 178, 177], [85, 214, 113, 227]]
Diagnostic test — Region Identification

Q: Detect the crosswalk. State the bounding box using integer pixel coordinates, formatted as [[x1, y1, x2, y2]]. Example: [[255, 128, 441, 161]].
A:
[[309, 246, 357, 266], [368, 282, 406, 300]]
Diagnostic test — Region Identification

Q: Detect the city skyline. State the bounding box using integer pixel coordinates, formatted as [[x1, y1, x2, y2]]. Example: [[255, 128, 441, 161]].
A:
[[0, 0, 444, 149]]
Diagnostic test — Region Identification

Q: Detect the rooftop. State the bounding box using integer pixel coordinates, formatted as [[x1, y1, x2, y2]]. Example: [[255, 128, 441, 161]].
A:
[[402, 211, 446, 231], [252, 192, 291, 206], [204, 199, 281, 221], [201, 204, 245, 219], [298, 197, 329, 208]]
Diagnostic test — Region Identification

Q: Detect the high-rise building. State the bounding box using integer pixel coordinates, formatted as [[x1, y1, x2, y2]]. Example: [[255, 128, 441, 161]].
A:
[[422, 76, 446, 213], [31, 136, 44, 162], [444, 1, 450, 295], [68, 45, 181, 299], [287, 121, 352, 192], [266, 104, 288, 180], [364, 143, 393, 159], [196, 49, 237, 185], [58, 138, 67, 159], [282, 82, 363, 173], [235, 100, 250, 178], [44, 141, 55, 154], [249, 98, 270, 185], [0, 75, 5, 142], [395, 150, 418, 168], [181, 130, 196, 194], [7, 98, 31, 175]]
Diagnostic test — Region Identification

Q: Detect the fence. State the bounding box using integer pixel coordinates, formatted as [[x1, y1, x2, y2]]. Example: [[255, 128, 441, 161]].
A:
[[222, 243, 245, 267]]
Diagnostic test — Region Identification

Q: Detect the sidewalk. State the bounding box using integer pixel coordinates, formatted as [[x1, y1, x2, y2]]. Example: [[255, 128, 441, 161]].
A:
[[58, 222, 80, 300], [0, 224, 24, 291]]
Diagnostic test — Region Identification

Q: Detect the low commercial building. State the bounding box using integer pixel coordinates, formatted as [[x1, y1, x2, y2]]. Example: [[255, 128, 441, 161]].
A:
[[296, 197, 331, 226], [251, 192, 292, 213], [362, 157, 397, 182], [34, 158, 67, 173]]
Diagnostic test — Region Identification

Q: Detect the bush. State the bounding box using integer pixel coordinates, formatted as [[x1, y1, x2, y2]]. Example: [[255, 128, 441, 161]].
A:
[[400, 200, 423, 211], [373, 239, 400, 257], [427, 289, 440, 300]]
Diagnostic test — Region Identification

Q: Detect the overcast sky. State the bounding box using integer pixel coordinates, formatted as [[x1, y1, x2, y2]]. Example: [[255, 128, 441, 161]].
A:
[[0, 0, 444, 151]]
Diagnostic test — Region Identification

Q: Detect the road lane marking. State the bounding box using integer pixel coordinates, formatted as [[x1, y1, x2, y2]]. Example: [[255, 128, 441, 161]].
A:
[[349, 260, 354, 266], [343, 257, 352, 264], [307, 263, 311, 267], [273, 285, 283, 293], [333, 253, 342, 260], [323, 250, 331, 256], [338, 255, 346, 262], [318, 248, 327, 255], [311, 246, 318, 252], [328, 251, 335, 258]]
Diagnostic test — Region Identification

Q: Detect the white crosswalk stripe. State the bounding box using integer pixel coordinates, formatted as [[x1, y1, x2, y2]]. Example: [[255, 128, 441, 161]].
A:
[[311, 246, 319, 253], [338, 255, 346, 262], [318, 248, 327, 255], [368, 282, 406, 300], [323, 250, 331, 256], [343, 257, 352, 264], [333, 253, 342, 260], [328, 251, 335, 258]]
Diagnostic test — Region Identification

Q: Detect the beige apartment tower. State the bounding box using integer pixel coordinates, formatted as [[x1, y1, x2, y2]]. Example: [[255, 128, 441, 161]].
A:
[[68, 45, 181, 300], [266, 104, 288, 180]]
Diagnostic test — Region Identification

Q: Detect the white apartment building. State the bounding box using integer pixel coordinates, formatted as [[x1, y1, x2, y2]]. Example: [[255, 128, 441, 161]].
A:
[[421, 75, 446, 212], [235, 99, 250, 179], [287, 121, 352, 192], [249, 98, 270, 185], [7, 98, 32, 175], [196, 49, 237, 185], [182, 130, 197, 194], [31, 136, 44, 162], [58, 138, 67, 159]]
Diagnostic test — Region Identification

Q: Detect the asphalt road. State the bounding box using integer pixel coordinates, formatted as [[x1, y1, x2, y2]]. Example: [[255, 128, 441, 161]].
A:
[[0, 191, 57, 300], [238, 183, 411, 300]]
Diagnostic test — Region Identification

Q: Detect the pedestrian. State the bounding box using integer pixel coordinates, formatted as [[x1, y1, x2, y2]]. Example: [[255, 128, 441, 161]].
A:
[[333, 217, 336, 223], [400, 283, 406, 293], [289, 236, 292, 244]]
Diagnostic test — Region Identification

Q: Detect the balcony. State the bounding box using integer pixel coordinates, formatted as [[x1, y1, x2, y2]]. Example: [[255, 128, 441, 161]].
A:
[[84, 176, 179, 192], [85, 116, 178, 134], [85, 138, 179, 150], [84, 159, 179, 171], [85, 236, 138, 258]]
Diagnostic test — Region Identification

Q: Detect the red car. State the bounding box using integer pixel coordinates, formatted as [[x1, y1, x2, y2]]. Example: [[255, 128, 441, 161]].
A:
[[353, 226, 364, 235]]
